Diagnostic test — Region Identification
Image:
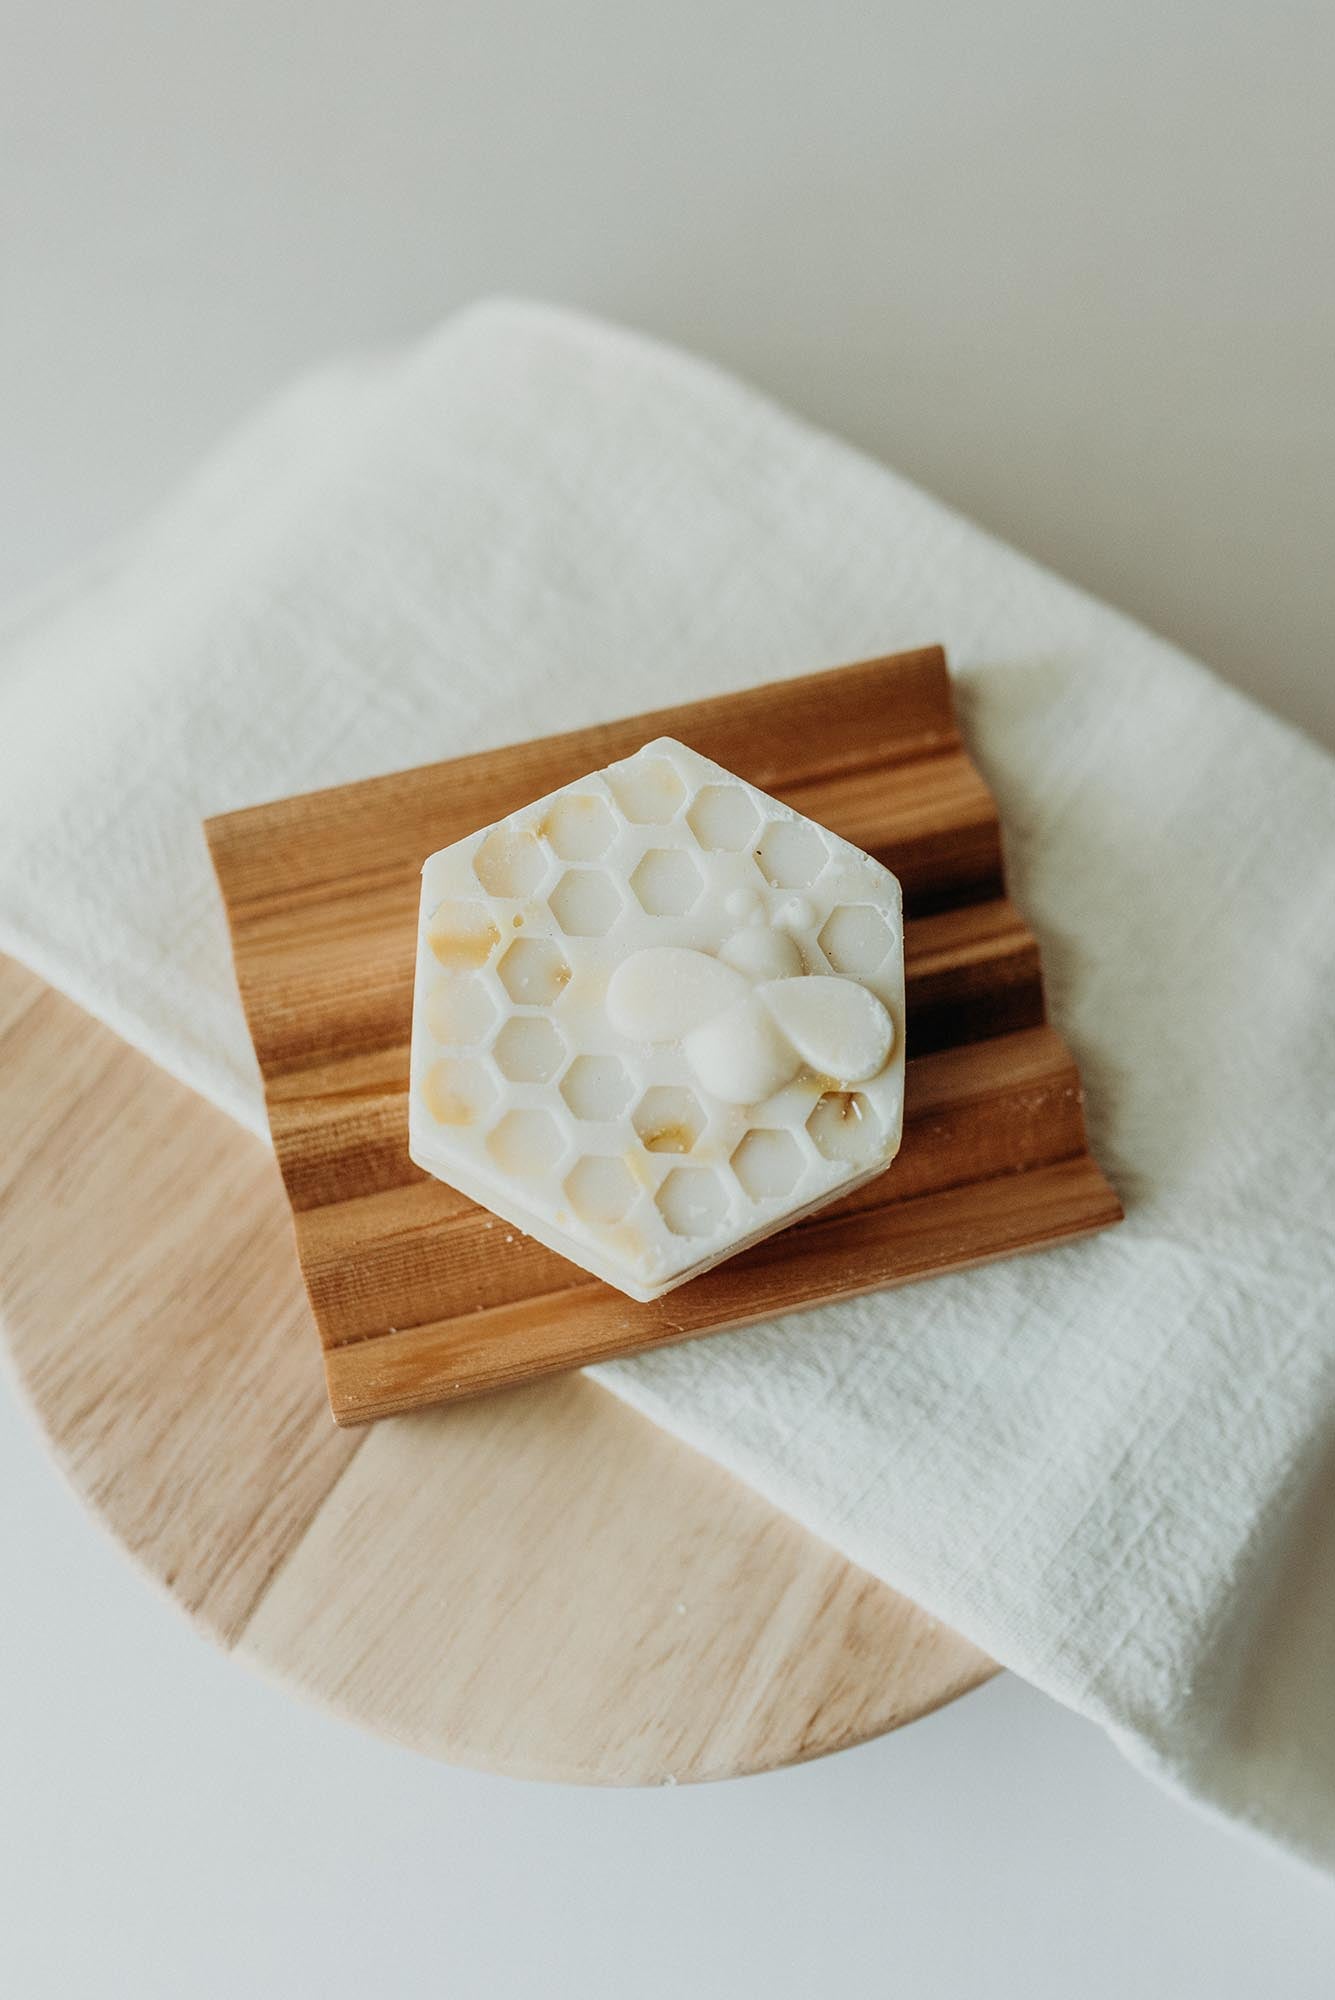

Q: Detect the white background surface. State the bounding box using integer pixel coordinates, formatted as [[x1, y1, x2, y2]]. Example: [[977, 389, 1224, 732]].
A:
[[2, 3, 1333, 1993]]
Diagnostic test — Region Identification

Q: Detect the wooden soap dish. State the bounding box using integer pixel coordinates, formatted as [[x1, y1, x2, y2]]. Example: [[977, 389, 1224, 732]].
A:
[[207, 646, 1121, 1424]]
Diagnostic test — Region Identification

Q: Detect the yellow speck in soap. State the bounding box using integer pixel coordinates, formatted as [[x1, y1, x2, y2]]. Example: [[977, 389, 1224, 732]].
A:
[[806, 1088, 881, 1167], [604, 1221, 646, 1265], [563, 965, 603, 1009], [426, 1085, 471, 1124], [608, 756, 685, 824], [427, 905, 500, 971], [641, 1123, 695, 1155], [422, 1057, 491, 1126]]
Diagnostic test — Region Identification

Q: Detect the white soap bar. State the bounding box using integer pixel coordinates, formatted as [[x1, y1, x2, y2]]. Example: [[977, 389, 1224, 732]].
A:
[[408, 737, 905, 1302]]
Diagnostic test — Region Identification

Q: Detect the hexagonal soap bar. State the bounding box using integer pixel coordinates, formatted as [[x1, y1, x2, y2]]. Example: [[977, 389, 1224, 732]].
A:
[[408, 738, 905, 1301]]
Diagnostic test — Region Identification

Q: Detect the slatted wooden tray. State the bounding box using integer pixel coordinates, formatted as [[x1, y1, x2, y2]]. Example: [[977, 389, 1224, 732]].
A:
[[207, 645, 1121, 1424]]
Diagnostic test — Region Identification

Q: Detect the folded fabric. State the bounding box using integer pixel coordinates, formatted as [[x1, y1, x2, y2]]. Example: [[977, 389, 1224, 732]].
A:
[[2, 301, 1333, 1869]]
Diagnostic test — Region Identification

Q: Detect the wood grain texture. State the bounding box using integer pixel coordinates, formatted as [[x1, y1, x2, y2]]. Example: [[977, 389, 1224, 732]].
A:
[[0, 956, 995, 1781], [207, 646, 1121, 1422]]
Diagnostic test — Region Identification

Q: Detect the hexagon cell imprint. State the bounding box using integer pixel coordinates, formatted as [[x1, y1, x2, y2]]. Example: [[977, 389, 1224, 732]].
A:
[[408, 735, 905, 1302]]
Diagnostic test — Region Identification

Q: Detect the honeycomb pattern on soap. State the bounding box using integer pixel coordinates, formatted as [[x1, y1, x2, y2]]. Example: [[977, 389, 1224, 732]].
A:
[[409, 738, 905, 1295]]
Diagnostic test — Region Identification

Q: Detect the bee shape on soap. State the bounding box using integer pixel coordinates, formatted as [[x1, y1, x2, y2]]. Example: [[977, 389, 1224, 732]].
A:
[[408, 737, 906, 1302], [606, 933, 895, 1104]]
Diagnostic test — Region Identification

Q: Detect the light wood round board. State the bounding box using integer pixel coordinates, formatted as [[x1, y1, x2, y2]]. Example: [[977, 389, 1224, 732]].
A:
[[0, 957, 995, 1783]]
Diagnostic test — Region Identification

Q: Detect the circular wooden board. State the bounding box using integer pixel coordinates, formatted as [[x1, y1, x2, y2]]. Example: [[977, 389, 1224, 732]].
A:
[[0, 957, 994, 1783]]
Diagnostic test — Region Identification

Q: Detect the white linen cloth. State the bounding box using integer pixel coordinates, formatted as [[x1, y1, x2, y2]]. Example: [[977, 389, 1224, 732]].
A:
[[2, 302, 1333, 1869]]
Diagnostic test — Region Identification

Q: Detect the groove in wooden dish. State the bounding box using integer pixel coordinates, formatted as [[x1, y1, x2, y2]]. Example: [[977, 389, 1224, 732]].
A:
[[206, 645, 1122, 1423]]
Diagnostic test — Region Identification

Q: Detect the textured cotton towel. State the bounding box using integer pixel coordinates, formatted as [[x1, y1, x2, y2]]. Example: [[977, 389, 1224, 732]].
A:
[[2, 302, 1333, 1869]]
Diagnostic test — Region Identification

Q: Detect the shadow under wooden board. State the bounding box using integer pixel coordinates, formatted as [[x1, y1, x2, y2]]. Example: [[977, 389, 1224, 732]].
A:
[[207, 645, 1122, 1424], [0, 956, 996, 1783]]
